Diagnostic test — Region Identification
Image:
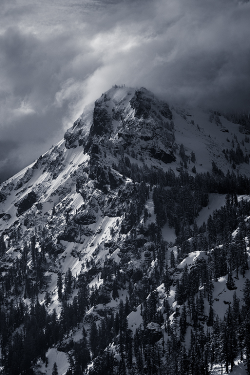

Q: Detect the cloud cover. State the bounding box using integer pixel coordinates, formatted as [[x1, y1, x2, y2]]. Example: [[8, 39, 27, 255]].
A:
[[0, 0, 249, 182]]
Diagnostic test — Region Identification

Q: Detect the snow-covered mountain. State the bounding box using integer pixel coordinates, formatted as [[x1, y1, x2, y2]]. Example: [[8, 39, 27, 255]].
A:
[[0, 86, 250, 375]]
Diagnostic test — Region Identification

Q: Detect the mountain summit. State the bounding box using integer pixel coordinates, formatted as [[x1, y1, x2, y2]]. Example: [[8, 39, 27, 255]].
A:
[[0, 86, 250, 375]]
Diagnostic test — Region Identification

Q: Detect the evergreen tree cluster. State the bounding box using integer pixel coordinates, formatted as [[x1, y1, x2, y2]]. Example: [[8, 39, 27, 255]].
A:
[[1, 161, 250, 374], [113, 154, 250, 195], [223, 146, 249, 167]]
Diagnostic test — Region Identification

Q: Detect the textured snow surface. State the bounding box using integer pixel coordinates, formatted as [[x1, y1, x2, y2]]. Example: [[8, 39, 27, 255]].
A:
[[211, 360, 247, 375], [38, 348, 69, 375]]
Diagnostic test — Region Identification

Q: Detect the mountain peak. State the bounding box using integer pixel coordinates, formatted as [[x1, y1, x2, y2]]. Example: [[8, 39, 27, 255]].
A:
[[1, 86, 250, 374]]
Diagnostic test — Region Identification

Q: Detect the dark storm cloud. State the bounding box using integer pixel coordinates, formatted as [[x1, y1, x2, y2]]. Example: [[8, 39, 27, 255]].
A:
[[0, 0, 250, 182], [75, 0, 250, 112], [0, 140, 20, 183], [0, 20, 101, 181]]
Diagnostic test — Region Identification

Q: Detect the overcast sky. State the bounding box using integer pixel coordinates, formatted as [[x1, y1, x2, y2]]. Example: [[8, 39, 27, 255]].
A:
[[0, 0, 249, 182]]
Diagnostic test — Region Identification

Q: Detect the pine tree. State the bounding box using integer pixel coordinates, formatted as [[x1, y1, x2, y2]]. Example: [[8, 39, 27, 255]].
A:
[[164, 266, 172, 296], [57, 272, 63, 301], [179, 144, 186, 161], [242, 279, 250, 373], [147, 291, 158, 323], [31, 235, 36, 265], [112, 279, 119, 300], [180, 304, 187, 340], [0, 234, 6, 256], [191, 151, 196, 163], [207, 305, 214, 327], [226, 271, 236, 290], [221, 306, 238, 373], [170, 250, 176, 269], [243, 279, 250, 309], [45, 291, 51, 307], [65, 268, 73, 299], [232, 292, 240, 328], [52, 362, 59, 375], [90, 321, 99, 357], [244, 314, 250, 375], [77, 284, 89, 317]]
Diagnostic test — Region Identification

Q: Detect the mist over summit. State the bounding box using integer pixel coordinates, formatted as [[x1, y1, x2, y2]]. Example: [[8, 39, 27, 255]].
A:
[[1, 0, 250, 182]]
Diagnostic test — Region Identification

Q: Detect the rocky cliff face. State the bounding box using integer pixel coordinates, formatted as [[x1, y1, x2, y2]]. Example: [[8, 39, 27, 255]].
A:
[[0, 86, 250, 375]]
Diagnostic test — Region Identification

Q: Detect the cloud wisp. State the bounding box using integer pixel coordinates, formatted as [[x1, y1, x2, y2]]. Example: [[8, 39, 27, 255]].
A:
[[0, 0, 249, 181]]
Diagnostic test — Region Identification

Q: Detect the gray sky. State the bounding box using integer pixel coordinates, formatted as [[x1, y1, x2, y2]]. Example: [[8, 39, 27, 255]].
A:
[[0, 0, 250, 182]]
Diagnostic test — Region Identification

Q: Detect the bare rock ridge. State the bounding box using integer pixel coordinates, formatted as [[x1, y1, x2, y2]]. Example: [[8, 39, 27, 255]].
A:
[[0, 85, 250, 374]]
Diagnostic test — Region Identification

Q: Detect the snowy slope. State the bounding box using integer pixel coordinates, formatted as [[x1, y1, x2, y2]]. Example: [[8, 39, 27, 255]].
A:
[[0, 86, 250, 375]]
